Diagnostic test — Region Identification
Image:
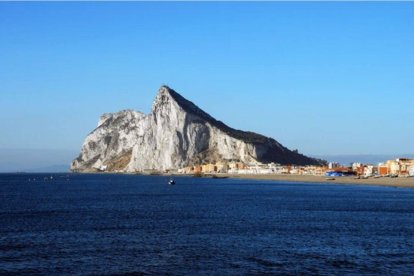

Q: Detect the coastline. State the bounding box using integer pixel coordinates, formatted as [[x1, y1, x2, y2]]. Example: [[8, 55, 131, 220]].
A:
[[59, 171, 414, 189], [219, 173, 414, 189]]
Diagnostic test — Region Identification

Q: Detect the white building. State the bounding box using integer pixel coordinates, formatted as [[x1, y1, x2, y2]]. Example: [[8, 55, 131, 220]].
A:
[[409, 166, 414, 177], [329, 162, 340, 169], [363, 165, 374, 177], [352, 162, 362, 171], [389, 161, 400, 175]]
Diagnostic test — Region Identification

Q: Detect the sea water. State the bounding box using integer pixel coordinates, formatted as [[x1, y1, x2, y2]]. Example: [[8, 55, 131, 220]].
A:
[[1, 173, 414, 274]]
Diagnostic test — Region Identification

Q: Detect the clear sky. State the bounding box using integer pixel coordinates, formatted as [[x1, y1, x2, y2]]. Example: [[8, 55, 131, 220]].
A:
[[1, 2, 413, 169]]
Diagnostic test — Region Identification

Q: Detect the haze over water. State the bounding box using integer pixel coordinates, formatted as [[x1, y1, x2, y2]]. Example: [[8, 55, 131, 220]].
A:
[[1, 174, 413, 274]]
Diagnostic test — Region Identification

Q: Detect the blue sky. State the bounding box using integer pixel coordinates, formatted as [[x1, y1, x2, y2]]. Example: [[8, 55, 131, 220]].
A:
[[1, 2, 413, 169]]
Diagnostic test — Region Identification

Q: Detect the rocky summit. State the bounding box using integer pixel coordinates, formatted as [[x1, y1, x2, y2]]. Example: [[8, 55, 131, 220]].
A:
[[71, 86, 322, 172]]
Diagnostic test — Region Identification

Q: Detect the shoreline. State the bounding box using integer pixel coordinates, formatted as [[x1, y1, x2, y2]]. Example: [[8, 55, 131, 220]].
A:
[[14, 171, 413, 189], [219, 173, 414, 189]]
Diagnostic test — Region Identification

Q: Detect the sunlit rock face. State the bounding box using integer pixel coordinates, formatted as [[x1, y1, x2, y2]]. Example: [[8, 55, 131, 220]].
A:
[[71, 86, 322, 172]]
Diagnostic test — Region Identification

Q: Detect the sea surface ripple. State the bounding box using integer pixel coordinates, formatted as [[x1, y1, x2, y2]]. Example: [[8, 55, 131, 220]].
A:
[[1, 173, 414, 274]]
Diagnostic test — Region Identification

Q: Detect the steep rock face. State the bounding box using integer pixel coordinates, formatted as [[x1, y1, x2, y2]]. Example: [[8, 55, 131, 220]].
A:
[[71, 86, 322, 172]]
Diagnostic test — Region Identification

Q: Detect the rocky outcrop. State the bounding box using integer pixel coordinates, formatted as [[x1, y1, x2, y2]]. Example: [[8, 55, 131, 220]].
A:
[[71, 86, 322, 172]]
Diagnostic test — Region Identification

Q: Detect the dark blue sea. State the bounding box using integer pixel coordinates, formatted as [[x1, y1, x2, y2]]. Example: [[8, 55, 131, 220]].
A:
[[1, 173, 414, 275]]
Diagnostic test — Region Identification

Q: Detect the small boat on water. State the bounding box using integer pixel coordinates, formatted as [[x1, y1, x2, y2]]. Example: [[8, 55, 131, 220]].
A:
[[168, 179, 175, 185]]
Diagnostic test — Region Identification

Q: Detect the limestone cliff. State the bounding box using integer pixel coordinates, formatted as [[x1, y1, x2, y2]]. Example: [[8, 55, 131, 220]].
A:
[[71, 86, 322, 172]]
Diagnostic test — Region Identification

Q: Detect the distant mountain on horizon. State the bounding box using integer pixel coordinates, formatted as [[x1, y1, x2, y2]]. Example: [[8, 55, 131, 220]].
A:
[[24, 164, 70, 173], [313, 154, 414, 166], [0, 148, 75, 173], [72, 86, 323, 173]]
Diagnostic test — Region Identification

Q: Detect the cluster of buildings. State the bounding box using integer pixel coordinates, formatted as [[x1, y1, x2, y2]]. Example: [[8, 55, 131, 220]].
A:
[[350, 158, 414, 177], [178, 161, 326, 176], [178, 158, 414, 178]]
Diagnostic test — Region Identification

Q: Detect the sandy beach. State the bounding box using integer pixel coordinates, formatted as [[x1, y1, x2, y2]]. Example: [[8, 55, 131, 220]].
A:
[[220, 173, 414, 188]]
